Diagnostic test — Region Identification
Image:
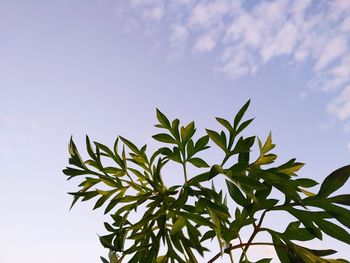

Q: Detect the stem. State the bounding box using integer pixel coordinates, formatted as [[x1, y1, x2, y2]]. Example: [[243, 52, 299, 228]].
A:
[[207, 242, 273, 263], [229, 250, 234, 263], [238, 210, 267, 262], [221, 154, 229, 166], [238, 235, 248, 261], [182, 162, 188, 182], [180, 145, 188, 183]]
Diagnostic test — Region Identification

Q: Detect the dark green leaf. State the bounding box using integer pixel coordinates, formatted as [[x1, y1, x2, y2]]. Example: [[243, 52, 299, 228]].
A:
[[188, 157, 209, 168], [236, 118, 254, 135], [328, 194, 350, 206], [318, 165, 350, 197], [226, 180, 249, 207], [171, 118, 180, 140], [315, 218, 350, 244], [86, 135, 96, 160], [294, 178, 319, 188], [234, 100, 250, 129], [156, 108, 171, 129], [215, 117, 232, 131], [232, 136, 255, 154], [283, 221, 315, 241], [152, 133, 177, 144], [271, 235, 291, 263]]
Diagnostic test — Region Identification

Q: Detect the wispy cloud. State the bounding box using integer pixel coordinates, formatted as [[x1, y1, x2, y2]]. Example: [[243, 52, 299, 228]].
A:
[[327, 85, 350, 121], [0, 116, 54, 156], [113, 0, 350, 122]]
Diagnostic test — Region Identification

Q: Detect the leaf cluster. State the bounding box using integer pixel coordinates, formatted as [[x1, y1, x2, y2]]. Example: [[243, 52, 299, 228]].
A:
[[64, 101, 350, 263]]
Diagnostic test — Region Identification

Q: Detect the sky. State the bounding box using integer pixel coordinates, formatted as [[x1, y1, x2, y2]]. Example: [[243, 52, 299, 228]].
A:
[[0, 0, 349, 262]]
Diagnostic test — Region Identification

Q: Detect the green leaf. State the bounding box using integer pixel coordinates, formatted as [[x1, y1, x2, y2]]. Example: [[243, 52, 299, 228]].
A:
[[318, 165, 350, 197], [188, 157, 209, 168], [94, 142, 115, 159], [186, 222, 203, 255], [236, 118, 254, 135], [186, 171, 213, 186], [279, 162, 305, 176], [328, 194, 350, 206], [308, 248, 337, 257], [315, 218, 350, 244], [234, 100, 251, 129], [119, 136, 140, 155], [215, 117, 232, 131], [254, 154, 277, 166], [230, 174, 267, 191], [171, 118, 180, 140], [226, 180, 249, 207], [302, 200, 350, 228], [261, 132, 275, 154], [284, 207, 322, 240], [210, 164, 224, 176], [155, 256, 167, 263], [94, 189, 118, 210], [63, 168, 89, 177], [171, 217, 186, 235], [180, 121, 195, 144], [152, 133, 177, 144], [291, 244, 323, 263], [181, 212, 214, 227], [206, 129, 227, 152], [194, 135, 210, 152], [232, 136, 255, 154], [182, 240, 199, 263], [101, 177, 120, 188], [254, 259, 272, 263], [99, 234, 115, 250], [200, 230, 216, 242], [86, 135, 96, 160], [271, 235, 291, 263], [294, 178, 318, 188], [283, 221, 315, 241], [100, 257, 109, 263], [156, 108, 171, 129]]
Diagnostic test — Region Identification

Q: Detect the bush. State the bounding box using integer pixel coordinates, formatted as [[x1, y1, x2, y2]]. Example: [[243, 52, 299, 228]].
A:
[[64, 101, 350, 263]]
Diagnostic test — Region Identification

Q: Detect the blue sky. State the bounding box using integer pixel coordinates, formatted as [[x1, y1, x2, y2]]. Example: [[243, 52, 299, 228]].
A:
[[1, 0, 349, 262]]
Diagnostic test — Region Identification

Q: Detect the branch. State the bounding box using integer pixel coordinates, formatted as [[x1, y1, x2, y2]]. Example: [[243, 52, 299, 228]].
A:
[[207, 242, 273, 263], [208, 210, 268, 263], [238, 210, 267, 262]]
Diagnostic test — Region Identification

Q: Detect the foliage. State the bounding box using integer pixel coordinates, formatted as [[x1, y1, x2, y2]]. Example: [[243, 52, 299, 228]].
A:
[[64, 101, 350, 263]]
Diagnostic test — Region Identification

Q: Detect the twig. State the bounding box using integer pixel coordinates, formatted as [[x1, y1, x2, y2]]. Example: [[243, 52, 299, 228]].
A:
[[207, 242, 273, 263]]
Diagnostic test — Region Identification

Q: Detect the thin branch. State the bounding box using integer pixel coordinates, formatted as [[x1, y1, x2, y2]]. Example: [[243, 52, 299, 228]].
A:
[[238, 235, 248, 261], [238, 210, 267, 262], [207, 242, 273, 263]]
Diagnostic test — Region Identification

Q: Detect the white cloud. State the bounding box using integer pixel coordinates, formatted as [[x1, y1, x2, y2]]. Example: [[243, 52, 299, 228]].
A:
[[224, 11, 262, 48], [193, 34, 216, 53], [142, 5, 164, 22], [314, 36, 348, 71], [260, 22, 298, 63], [327, 85, 350, 120], [168, 24, 188, 59], [115, 0, 350, 121], [188, 0, 230, 29], [0, 116, 53, 156]]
